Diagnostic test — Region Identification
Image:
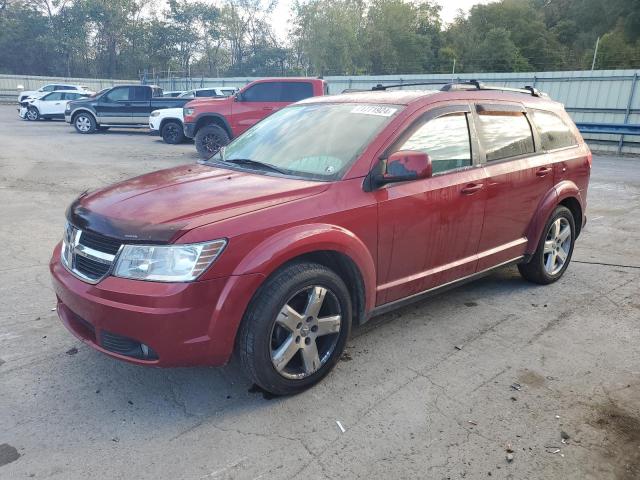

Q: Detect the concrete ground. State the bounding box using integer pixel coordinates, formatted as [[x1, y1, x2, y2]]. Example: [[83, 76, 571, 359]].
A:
[[0, 105, 639, 480]]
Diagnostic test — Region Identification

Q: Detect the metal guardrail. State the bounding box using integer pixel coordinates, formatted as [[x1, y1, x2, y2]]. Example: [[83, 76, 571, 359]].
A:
[[576, 122, 640, 136]]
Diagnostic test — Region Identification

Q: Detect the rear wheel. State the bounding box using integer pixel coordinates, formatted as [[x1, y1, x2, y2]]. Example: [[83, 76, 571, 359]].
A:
[[518, 206, 575, 284], [161, 120, 185, 144], [194, 124, 229, 159], [238, 262, 352, 396], [26, 107, 39, 121], [74, 112, 96, 134]]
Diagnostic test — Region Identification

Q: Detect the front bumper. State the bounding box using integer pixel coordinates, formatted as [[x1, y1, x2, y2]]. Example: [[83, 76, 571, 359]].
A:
[[149, 117, 161, 132], [64, 114, 71, 123], [50, 244, 264, 367], [18, 106, 27, 118], [183, 122, 196, 138]]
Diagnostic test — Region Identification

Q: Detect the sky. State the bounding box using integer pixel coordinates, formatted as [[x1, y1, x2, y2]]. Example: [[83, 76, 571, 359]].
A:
[[270, 0, 497, 41]]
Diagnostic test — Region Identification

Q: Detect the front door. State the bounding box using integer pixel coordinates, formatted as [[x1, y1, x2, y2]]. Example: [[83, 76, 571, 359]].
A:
[[38, 92, 65, 115], [472, 103, 554, 270], [230, 82, 290, 135], [375, 105, 488, 305], [95, 86, 133, 124]]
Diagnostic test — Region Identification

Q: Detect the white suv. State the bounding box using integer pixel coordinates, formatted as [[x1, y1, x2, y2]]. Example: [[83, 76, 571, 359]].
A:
[[149, 108, 185, 144], [19, 90, 90, 121], [18, 84, 93, 103]]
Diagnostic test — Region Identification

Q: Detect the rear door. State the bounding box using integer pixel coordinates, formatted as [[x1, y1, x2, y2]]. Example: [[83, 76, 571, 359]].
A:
[[96, 86, 133, 124], [129, 86, 152, 124], [473, 103, 553, 270], [375, 104, 488, 305]]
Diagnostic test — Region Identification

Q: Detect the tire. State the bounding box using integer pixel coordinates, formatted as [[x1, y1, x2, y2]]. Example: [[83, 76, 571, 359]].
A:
[[237, 262, 352, 396], [518, 205, 576, 285], [73, 112, 97, 134], [26, 107, 39, 121], [194, 124, 230, 159], [161, 120, 185, 144]]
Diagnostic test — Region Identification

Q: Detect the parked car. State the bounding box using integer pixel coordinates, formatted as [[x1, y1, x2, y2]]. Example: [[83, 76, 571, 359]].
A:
[[18, 84, 93, 103], [149, 107, 185, 144], [183, 78, 328, 158], [65, 84, 191, 133], [19, 90, 90, 121], [178, 87, 238, 98], [50, 82, 590, 395], [162, 91, 185, 97]]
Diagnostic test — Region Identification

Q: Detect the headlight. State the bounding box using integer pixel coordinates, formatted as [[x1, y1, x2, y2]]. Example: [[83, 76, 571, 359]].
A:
[[150, 111, 160, 117], [113, 239, 227, 282], [65, 104, 71, 111], [183, 107, 195, 116]]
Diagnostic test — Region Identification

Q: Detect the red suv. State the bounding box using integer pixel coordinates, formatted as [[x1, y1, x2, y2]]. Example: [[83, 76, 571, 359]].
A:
[[50, 82, 590, 395], [183, 77, 328, 158]]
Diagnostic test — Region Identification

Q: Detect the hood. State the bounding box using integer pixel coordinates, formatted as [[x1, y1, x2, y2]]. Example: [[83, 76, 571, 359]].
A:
[[67, 163, 328, 243], [185, 96, 231, 108]]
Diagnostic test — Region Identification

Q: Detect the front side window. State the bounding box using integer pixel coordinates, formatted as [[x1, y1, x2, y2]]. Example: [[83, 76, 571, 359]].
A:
[[207, 103, 402, 180], [105, 87, 131, 102], [43, 92, 64, 101], [476, 111, 535, 162], [41, 85, 54, 92], [398, 113, 472, 175], [242, 83, 282, 102], [530, 110, 578, 151]]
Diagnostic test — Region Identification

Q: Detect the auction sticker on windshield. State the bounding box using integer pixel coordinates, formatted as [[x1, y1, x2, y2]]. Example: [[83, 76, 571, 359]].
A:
[[351, 105, 397, 117]]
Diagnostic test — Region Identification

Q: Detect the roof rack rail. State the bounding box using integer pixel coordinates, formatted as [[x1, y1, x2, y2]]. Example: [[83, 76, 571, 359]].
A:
[[369, 79, 546, 98], [440, 80, 546, 97]]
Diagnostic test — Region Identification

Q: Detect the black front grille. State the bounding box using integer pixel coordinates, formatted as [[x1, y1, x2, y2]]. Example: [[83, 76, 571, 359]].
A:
[[101, 331, 158, 360], [75, 255, 110, 280], [79, 230, 122, 255]]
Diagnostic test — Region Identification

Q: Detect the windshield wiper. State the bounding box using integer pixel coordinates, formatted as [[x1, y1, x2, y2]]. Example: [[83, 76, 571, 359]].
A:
[[224, 158, 287, 175]]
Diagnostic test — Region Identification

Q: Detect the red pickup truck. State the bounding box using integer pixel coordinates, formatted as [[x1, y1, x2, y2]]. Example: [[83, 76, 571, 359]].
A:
[[183, 77, 328, 158]]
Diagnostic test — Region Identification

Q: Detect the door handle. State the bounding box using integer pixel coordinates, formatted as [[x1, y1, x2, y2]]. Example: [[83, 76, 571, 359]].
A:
[[536, 166, 552, 177], [262, 107, 274, 111], [461, 183, 484, 195]]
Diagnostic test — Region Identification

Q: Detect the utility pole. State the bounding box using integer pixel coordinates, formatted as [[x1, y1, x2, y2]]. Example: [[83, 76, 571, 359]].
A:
[[452, 58, 456, 80], [591, 36, 600, 71]]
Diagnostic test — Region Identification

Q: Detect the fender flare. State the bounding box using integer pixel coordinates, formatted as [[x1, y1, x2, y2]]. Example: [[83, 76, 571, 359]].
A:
[[525, 180, 583, 254], [231, 223, 377, 313], [194, 113, 233, 138], [70, 108, 97, 124]]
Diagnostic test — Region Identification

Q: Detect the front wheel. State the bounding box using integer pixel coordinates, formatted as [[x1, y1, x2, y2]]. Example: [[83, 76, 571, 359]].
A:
[[194, 124, 229, 159], [74, 112, 96, 134], [26, 107, 39, 121], [237, 262, 352, 396], [518, 205, 576, 284], [161, 120, 185, 144]]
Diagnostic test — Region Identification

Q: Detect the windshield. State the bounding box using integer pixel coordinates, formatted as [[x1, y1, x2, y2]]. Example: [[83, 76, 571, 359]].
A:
[[208, 103, 401, 180]]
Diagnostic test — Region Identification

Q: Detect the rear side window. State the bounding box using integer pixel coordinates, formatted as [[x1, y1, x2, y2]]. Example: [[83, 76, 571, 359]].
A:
[[280, 82, 314, 102], [196, 89, 217, 97], [398, 113, 472, 175], [476, 111, 534, 162], [530, 110, 578, 151], [132, 86, 151, 100]]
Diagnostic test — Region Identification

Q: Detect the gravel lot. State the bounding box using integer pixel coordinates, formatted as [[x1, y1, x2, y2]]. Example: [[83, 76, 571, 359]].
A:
[[1, 105, 639, 480]]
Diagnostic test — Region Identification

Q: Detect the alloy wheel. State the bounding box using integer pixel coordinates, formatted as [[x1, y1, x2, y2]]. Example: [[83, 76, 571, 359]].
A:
[[270, 285, 342, 380], [26, 108, 38, 121], [543, 217, 571, 275], [202, 133, 222, 155], [165, 123, 179, 142], [76, 116, 91, 132]]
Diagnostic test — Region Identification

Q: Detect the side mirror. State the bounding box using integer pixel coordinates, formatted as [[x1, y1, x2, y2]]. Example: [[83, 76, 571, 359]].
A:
[[234, 92, 243, 102], [371, 150, 432, 189]]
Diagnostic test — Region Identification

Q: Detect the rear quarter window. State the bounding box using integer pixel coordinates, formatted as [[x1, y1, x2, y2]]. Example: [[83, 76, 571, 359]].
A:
[[530, 109, 578, 151], [476, 110, 535, 162]]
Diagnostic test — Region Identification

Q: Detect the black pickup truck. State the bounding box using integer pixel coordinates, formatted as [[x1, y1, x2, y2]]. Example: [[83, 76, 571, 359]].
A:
[[65, 85, 190, 133]]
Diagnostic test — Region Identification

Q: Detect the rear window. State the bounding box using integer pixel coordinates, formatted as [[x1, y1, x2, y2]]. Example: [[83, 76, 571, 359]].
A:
[[280, 82, 314, 102], [530, 110, 578, 151], [476, 111, 535, 162]]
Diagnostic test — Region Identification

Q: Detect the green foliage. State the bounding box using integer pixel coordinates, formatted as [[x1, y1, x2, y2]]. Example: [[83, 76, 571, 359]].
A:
[[0, 0, 639, 78]]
